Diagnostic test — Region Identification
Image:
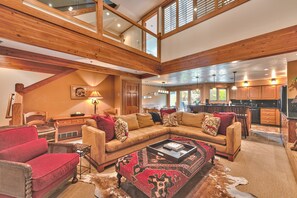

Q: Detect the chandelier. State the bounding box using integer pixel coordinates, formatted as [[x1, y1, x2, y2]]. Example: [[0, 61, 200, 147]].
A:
[[158, 82, 169, 94]]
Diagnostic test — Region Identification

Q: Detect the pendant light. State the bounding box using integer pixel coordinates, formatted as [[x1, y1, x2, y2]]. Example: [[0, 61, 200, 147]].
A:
[[231, 71, 238, 91], [212, 74, 216, 90], [158, 82, 169, 94], [196, 76, 199, 91]]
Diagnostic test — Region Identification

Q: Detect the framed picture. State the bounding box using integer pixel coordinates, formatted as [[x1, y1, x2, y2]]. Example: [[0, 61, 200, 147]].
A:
[[71, 85, 88, 100]]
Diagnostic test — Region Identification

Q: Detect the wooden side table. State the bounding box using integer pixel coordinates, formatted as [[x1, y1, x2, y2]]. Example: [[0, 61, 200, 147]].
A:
[[74, 143, 91, 179]]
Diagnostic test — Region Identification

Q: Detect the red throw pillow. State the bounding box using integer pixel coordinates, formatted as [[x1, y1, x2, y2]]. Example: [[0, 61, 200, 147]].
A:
[[92, 115, 115, 142], [213, 113, 234, 135], [160, 108, 176, 117]]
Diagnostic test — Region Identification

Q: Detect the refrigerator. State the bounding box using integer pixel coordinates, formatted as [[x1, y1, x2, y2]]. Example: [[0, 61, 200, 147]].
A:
[[280, 85, 287, 115]]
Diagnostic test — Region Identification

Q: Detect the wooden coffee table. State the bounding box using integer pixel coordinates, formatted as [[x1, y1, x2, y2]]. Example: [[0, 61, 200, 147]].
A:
[[115, 137, 215, 198]]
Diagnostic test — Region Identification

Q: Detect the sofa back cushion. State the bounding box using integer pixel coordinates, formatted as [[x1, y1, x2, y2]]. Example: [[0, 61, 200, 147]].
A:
[[117, 114, 139, 131], [92, 115, 115, 142], [182, 112, 205, 128], [213, 113, 235, 135], [175, 112, 183, 125], [137, 113, 154, 128], [160, 108, 176, 117], [0, 126, 38, 151], [0, 138, 48, 162]]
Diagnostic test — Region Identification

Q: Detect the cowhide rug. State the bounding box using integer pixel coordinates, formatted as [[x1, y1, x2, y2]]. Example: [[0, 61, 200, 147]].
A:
[[80, 159, 256, 198]]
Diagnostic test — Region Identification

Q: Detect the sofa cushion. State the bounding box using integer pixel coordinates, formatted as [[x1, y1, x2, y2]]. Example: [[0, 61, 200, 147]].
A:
[[149, 112, 162, 123], [202, 116, 221, 136], [163, 113, 178, 127], [182, 112, 205, 128], [0, 138, 48, 162], [170, 125, 226, 146], [175, 112, 183, 124], [114, 118, 129, 142], [26, 153, 79, 191], [213, 113, 235, 135], [105, 125, 169, 153], [117, 114, 139, 131], [92, 115, 115, 142], [0, 126, 38, 150], [137, 113, 154, 128]]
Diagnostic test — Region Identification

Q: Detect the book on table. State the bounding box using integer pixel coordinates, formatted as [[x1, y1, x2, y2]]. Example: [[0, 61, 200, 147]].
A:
[[163, 142, 185, 151]]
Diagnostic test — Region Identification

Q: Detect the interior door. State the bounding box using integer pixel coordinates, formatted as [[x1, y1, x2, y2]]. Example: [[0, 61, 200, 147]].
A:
[[122, 81, 140, 114]]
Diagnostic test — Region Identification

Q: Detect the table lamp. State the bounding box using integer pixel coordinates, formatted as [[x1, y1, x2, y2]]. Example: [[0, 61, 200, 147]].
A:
[[89, 90, 103, 114]]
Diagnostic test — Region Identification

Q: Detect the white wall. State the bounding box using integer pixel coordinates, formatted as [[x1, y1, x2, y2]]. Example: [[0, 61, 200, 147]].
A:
[[142, 85, 167, 110], [161, 0, 297, 62], [0, 68, 52, 126]]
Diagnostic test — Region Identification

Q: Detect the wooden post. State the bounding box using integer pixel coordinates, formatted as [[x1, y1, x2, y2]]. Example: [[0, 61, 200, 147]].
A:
[[11, 103, 23, 125]]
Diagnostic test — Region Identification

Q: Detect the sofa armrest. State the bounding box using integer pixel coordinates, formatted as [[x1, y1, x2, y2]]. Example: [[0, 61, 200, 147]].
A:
[[226, 122, 242, 154], [0, 160, 32, 198], [48, 142, 75, 153], [82, 125, 106, 165]]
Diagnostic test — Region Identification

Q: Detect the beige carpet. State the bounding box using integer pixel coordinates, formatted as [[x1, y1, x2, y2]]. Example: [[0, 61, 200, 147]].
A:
[[51, 138, 297, 198]]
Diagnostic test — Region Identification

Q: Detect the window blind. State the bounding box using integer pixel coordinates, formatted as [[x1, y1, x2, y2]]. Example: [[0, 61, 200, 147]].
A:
[[178, 0, 194, 27], [196, 0, 215, 19], [218, 0, 236, 8], [164, 2, 177, 34]]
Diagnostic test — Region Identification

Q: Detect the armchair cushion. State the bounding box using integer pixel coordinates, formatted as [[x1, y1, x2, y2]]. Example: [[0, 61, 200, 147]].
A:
[[0, 126, 38, 150], [0, 138, 48, 162], [26, 153, 79, 191]]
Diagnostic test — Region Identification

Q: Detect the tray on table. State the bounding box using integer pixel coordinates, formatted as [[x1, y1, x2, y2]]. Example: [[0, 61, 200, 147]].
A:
[[146, 139, 197, 163]]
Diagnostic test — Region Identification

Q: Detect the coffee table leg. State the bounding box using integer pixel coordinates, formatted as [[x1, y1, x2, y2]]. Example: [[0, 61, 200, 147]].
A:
[[117, 173, 122, 188], [211, 155, 215, 165]]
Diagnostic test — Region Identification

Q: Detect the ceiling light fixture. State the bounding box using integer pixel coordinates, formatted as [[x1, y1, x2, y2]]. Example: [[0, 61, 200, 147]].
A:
[[196, 76, 199, 91], [117, 23, 121, 27], [231, 71, 238, 91], [264, 68, 269, 71], [68, 6, 73, 11], [271, 78, 277, 85], [243, 81, 249, 87], [158, 82, 169, 94], [231, 61, 239, 64], [194, 7, 198, 12], [106, 12, 110, 16], [265, 74, 269, 76], [48, 3, 53, 7]]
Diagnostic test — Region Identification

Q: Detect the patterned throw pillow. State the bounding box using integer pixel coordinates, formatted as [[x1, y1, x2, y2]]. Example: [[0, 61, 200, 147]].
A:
[[114, 118, 129, 142], [163, 113, 178, 127], [202, 116, 221, 136]]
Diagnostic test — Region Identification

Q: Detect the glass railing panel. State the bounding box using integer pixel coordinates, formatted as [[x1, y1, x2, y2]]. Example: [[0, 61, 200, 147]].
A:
[[24, 0, 97, 31], [145, 33, 158, 57]]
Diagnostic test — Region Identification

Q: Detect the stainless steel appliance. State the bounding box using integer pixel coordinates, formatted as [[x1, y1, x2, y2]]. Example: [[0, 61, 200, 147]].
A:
[[251, 108, 260, 124]]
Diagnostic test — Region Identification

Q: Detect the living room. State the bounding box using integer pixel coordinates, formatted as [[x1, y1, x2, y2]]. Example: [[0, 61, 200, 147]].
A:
[[0, 0, 297, 197]]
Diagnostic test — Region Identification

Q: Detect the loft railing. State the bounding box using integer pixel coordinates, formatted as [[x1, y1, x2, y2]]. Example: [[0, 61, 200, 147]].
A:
[[22, 0, 160, 59]]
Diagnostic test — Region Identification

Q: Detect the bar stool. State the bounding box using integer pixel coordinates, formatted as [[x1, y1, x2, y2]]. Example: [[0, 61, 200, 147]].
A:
[[231, 106, 248, 138]]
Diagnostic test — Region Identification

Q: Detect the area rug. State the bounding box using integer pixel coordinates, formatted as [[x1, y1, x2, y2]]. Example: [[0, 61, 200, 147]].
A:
[[80, 159, 256, 198]]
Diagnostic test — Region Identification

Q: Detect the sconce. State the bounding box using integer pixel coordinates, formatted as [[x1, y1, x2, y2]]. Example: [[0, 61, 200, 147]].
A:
[[271, 78, 277, 85], [243, 81, 249, 87], [89, 90, 103, 114]]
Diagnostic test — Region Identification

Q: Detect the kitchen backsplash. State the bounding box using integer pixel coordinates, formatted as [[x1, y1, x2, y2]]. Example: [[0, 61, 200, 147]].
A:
[[230, 100, 279, 108]]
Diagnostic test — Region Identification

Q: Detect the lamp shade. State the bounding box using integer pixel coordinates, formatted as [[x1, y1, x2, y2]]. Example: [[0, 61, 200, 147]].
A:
[[89, 90, 103, 99]]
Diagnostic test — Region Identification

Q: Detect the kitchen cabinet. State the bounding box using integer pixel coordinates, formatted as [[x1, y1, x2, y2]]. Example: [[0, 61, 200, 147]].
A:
[[275, 109, 280, 126], [248, 86, 262, 100], [261, 85, 277, 100], [236, 87, 249, 100], [260, 108, 279, 126]]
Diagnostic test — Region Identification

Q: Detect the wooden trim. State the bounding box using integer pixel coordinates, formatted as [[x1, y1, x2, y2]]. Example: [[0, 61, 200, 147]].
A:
[[23, 69, 76, 94], [64, 7, 96, 16], [103, 30, 121, 40], [0, 46, 141, 78], [96, 0, 103, 39], [5, 93, 14, 119], [161, 0, 249, 39], [103, 4, 158, 38], [23, 0, 96, 31], [161, 25, 297, 74]]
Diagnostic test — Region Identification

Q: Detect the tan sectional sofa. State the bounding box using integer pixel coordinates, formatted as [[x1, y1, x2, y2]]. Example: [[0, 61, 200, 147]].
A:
[[82, 112, 241, 172]]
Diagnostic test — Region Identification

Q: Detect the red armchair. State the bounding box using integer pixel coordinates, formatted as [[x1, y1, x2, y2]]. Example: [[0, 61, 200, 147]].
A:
[[0, 126, 79, 198]]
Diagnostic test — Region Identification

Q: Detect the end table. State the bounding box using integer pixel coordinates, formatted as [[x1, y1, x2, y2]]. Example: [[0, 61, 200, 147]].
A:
[[74, 143, 91, 179]]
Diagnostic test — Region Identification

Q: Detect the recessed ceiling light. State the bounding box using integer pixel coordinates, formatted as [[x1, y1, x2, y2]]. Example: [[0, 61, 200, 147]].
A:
[[193, 7, 198, 12], [106, 12, 110, 16], [231, 61, 239, 64], [68, 6, 73, 11], [265, 74, 269, 76], [117, 23, 121, 27], [157, 75, 161, 78], [48, 3, 53, 7], [264, 68, 269, 71]]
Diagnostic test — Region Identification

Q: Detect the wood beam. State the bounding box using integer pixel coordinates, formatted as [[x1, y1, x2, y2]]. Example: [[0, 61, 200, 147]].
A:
[[0, 46, 140, 78], [23, 69, 76, 94], [0, 56, 65, 74], [0, 4, 160, 74], [161, 25, 297, 74]]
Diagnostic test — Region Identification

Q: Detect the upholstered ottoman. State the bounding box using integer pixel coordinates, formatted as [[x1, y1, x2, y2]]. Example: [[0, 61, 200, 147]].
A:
[[115, 138, 215, 198]]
